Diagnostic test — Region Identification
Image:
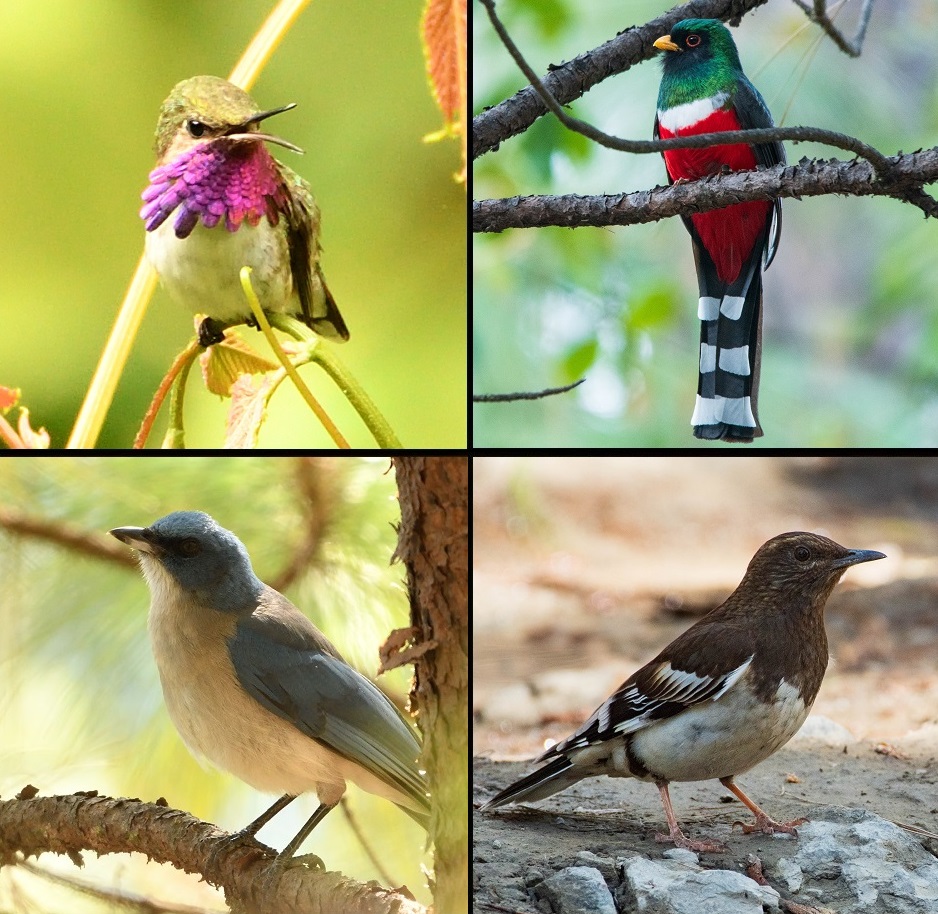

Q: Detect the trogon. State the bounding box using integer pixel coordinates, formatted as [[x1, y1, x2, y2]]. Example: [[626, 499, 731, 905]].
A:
[[654, 19, 784, 442]]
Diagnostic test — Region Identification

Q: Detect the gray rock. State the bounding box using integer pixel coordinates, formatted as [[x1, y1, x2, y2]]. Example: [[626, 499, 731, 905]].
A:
[[523, 867, 546, 887], [618, 855, 780, 913], [534, 866, 616, 914], [574, 850, 617, 883], [777, 808, 938, 914], [661, 847, 701, 866], [791, 714, 859, 746], [773, 855, 803, 893]]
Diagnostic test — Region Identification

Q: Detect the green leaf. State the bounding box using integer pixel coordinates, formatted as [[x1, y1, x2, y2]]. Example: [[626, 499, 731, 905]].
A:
[[624, 283, 681, 332], [562, 338, 598, 379]]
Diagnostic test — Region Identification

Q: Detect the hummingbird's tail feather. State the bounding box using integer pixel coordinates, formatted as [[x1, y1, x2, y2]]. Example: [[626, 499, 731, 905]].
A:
[[282, 170, 350, 343], [305, 275, 350, 342]]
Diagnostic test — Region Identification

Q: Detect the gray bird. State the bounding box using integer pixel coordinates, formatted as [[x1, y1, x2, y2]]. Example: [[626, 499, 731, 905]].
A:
[[110, 510, 429, 863]]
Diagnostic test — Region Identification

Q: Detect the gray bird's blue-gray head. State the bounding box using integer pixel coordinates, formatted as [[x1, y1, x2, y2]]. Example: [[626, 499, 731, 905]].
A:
[[110, 511, 263, 613]]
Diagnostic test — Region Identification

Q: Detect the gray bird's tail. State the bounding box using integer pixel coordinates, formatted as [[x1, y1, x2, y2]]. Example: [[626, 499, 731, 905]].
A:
[[398, 800, 430, 830]]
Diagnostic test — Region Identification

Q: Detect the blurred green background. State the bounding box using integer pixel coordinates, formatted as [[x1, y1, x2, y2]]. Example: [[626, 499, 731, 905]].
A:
[[0, 457, 430, 909], [474, 0, 938, 447], [0, 1, 466, 449]]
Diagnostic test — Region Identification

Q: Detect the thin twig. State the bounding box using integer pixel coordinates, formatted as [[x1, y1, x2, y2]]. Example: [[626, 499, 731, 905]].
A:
[[473, 0, 773, 157], [791, 0, 875, 57], [473, 379, 586, 402], [478, 0, 894, 181], [339, 797, 397, 888], [16, 859, 225, 914]]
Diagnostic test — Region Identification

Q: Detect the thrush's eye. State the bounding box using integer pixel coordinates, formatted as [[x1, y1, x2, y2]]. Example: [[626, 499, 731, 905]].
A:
[[186, 120, 207, 138], [178, 537, 202, 557], [794, 546, 811, 562], [686, 34, 701, 47]]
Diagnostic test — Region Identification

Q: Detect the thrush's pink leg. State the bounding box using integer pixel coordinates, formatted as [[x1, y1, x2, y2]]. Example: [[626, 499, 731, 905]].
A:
[[720, 777, 807, 835], [654, 781, 726, 853]]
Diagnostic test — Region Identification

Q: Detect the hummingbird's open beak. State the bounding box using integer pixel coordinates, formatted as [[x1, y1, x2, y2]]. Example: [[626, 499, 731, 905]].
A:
[[225, 102, 305, 154], [252, 102, 297, 122]]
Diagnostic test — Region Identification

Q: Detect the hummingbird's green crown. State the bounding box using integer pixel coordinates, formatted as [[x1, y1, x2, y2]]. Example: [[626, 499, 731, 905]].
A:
[[153, 75, 265, 160], [657, 19, 744, 109]]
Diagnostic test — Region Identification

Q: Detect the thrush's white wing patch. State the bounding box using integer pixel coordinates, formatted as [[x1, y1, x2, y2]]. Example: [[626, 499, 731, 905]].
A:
[[541, 656, 754, 758], [629, 672, 810, 782]]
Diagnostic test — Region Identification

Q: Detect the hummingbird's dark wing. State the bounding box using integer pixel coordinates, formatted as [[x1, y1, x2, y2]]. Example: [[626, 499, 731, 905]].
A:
[[279, 165, 350, 343]]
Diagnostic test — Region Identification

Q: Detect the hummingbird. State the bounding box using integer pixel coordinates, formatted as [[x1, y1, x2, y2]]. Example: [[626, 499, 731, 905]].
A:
[[141, 75, 349, 348], [654, 20, 784, 443]]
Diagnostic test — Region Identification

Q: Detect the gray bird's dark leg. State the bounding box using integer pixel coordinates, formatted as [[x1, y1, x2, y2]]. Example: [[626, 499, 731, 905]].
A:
[[278, 800, 338, 861], [262, 801, 339, 891], [206, 794, 299, 878], [241, 794, 297, 837]]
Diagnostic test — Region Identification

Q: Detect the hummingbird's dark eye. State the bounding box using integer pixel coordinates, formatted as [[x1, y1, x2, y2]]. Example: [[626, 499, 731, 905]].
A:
[[186, 120, 207, 138], [686, 34, 701, 47]]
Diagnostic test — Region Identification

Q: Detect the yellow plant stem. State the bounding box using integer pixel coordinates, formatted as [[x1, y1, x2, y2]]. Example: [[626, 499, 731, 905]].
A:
[[240, 268, 350, 448], [68, 257, 158, 448], [133, 340, 202, 449], [230, 0, 311, 90], [67, 0, 313, 449], [271, 314, 404, 449], [162, 352, 199, 449]]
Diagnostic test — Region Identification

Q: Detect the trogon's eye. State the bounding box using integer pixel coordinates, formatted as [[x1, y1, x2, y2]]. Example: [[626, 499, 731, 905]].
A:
[[686, 34, 701, 48]]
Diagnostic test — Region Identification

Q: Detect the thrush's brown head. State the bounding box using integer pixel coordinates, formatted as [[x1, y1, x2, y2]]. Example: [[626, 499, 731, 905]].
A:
[[729, 532, 884, 615], [712, 531, 885, 705]]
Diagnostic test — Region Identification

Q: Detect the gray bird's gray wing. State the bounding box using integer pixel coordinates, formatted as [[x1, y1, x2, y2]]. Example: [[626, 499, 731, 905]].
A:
[[229, 588, 429, 822]]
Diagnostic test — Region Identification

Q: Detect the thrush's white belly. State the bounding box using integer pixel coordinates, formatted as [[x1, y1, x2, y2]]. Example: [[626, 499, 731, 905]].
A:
[[145, 217, 295, 323], [620, 678, 809, 783]]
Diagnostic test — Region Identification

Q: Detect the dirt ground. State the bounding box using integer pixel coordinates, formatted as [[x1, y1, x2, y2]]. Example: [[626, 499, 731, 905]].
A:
[[475, 737, 938, 913], [473, 457, 938, 912]]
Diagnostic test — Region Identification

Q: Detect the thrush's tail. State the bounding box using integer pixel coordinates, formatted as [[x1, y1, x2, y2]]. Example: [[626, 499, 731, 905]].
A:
[[480, 756, 582, 810]]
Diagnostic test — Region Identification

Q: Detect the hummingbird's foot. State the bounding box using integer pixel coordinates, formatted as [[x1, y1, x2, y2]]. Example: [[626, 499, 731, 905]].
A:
[[198, 318, 227, 347]]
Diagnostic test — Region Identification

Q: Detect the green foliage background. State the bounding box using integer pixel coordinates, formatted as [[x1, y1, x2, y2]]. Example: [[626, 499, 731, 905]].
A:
[[0, 457, 429, 909], [474, 0, 938, 447], [0, 1, 465, 448]]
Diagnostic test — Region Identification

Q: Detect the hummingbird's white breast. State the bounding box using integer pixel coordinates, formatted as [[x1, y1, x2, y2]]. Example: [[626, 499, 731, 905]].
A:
[[145, 216, 295, 323]]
